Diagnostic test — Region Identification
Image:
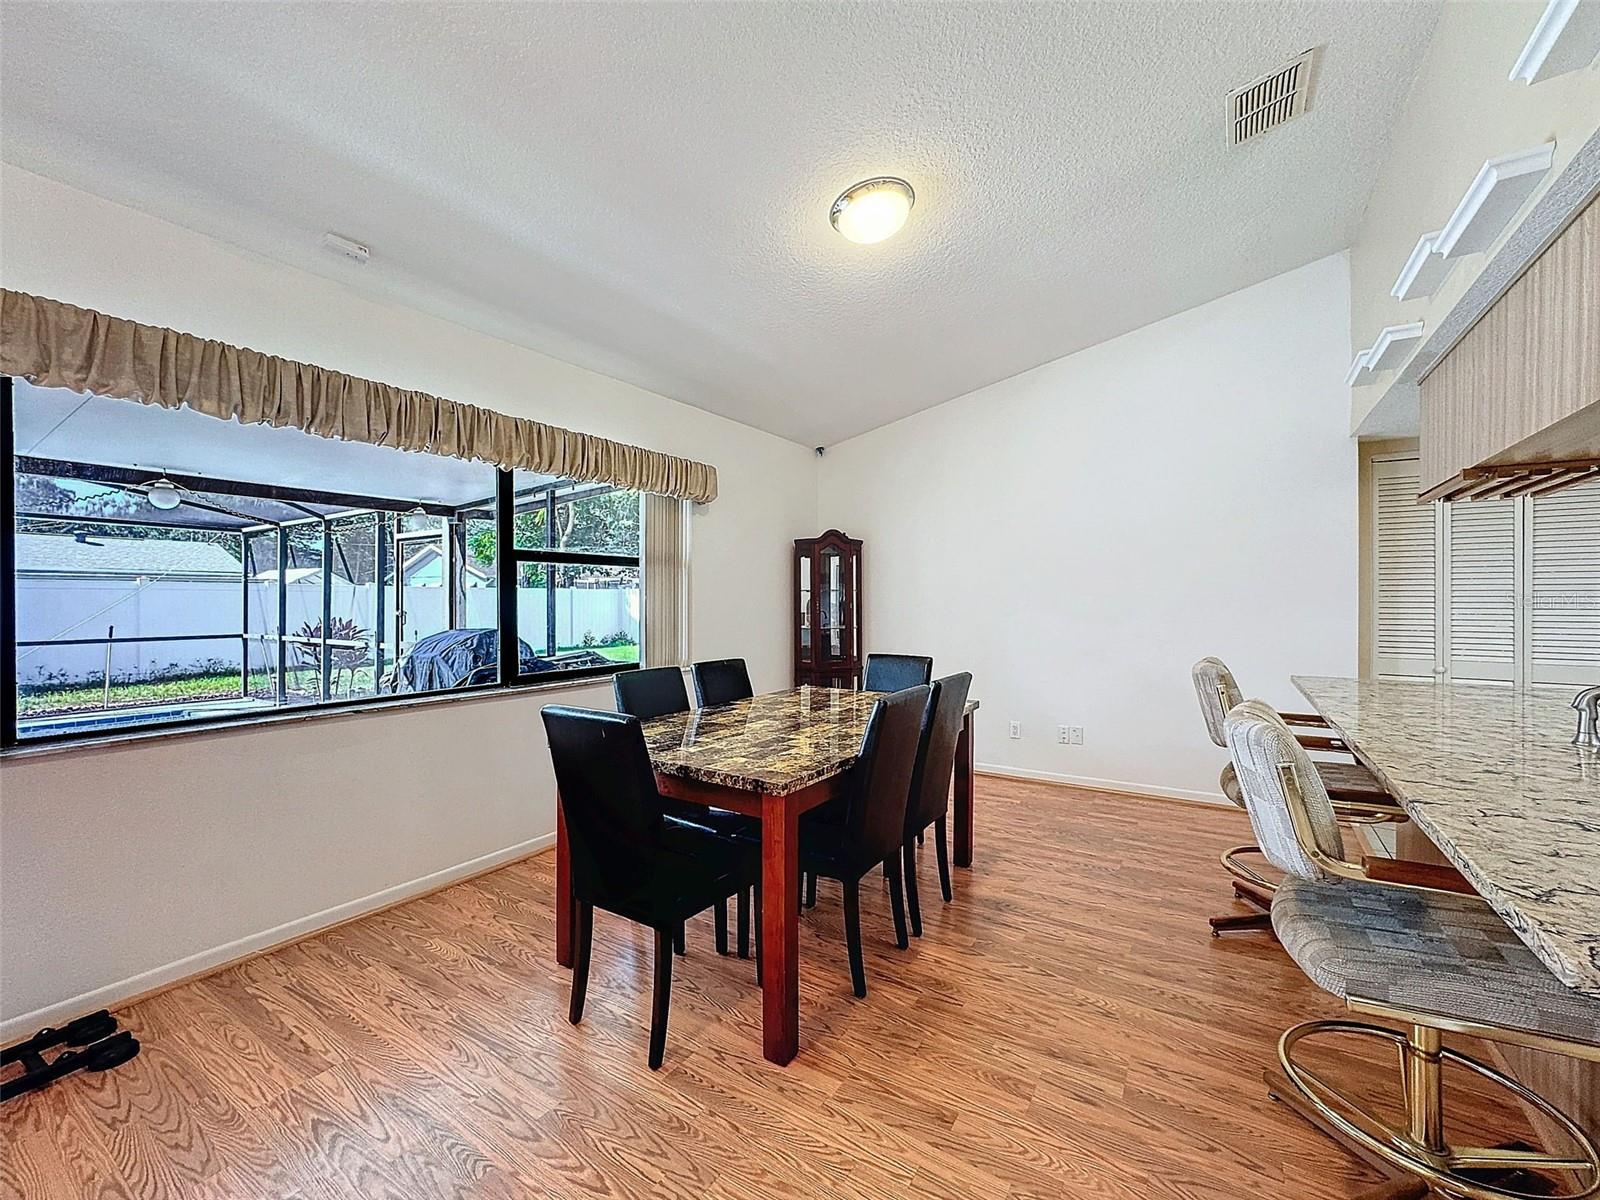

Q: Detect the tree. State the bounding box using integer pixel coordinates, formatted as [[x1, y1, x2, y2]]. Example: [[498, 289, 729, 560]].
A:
[[14, 476, 237, 549], [14, 475, 80, 514], [466, 489, 640, 582]]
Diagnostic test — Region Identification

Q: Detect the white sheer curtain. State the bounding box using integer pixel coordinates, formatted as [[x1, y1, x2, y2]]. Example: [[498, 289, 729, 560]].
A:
[[642, 494, 689, 667]]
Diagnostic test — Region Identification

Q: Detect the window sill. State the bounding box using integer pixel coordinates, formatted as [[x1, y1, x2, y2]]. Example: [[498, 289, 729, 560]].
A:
[[0, 669, 628, 762]]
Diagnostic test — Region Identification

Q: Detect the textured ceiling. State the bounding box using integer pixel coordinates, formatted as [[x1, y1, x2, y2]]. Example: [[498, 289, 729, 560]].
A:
[[0, 2, 1440, 446]]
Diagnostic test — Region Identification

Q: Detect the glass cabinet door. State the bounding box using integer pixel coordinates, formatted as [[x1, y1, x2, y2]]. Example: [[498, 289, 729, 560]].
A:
[[821, 547, 845, 661], [797, 550, 813, 663]]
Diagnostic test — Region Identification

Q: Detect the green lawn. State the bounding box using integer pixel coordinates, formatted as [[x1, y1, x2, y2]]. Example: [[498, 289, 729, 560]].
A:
[[17, 668, 368, 716], [20, 670, 254, 716], [20, 643, 640, 716]]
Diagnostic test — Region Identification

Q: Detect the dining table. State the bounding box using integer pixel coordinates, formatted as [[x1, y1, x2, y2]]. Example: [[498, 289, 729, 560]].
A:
[[553, 684, 980, 1065]]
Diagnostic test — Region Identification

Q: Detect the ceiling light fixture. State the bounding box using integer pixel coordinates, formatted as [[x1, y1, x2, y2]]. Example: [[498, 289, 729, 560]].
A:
[[830, 177, 915, 244], [146, 478, 182, 510]]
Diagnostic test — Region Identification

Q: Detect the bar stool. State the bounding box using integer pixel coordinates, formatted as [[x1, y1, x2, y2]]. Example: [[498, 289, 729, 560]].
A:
[[1192, 657, 1405, 935], [1225, 700, 1600, 1200]]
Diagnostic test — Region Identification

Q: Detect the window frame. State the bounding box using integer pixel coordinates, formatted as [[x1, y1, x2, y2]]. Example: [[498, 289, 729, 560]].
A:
[[1, 375, 639, 751], [492, 467, 644, 686]]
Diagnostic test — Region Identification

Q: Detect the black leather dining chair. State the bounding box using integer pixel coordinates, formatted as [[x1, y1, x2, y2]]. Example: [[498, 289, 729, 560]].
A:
[[799, 685, 930, 998], [692, 658, 753, 707], [863, 653, 933, 693], [613, 665, 690, 721], [612, 667, 756, 958], [861, 655, 936, 851], [542, 705, 760, 1070], [901, 671, 972, 937]]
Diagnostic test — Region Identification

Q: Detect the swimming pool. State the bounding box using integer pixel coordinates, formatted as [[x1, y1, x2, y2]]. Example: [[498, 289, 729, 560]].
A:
[[18, 697, 276, 738]]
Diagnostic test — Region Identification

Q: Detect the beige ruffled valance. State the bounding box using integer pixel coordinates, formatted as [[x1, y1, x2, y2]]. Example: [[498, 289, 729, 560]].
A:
[[0, 289, 718, 503]]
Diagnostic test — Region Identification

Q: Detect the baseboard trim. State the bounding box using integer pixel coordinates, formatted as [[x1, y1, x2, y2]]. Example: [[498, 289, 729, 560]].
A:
[[974, 762, 1229, 808], [0, 832, 555, 1044]]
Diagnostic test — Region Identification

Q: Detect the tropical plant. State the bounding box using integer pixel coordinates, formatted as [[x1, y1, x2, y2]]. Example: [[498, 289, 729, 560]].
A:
[[289, 618, 370, 694]]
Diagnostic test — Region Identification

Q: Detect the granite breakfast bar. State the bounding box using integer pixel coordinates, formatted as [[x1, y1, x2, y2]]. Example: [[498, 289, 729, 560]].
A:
[[1294, 675, 1600, 1133], [1293, 676, 1600, 997]]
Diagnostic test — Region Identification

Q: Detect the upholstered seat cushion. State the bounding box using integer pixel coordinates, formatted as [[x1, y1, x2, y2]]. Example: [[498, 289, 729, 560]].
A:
[[663, 801, 758, 842], [593, 818, 758, 928], [1273, 876, 1600, 1046]]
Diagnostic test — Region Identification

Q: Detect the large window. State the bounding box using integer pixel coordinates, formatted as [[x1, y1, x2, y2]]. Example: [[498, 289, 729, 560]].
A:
[[1368, 454, 1600, 685], [499, 469, 641, 673], [2, 377, 641, 747]]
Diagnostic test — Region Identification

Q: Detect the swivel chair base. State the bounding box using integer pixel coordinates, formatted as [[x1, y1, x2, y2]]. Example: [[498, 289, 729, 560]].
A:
[[1209, 844, 1279, 936], [1267, 1015, 1600, 1200]]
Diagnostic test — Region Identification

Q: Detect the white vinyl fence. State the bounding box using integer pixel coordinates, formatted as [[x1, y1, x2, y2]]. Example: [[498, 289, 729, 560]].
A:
[[15, 575, 638, 686]]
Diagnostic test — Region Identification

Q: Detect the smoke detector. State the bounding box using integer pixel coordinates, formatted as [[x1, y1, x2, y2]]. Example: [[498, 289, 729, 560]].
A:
[[1228, 47, 1321, 146], [322, 231, 370, 265]]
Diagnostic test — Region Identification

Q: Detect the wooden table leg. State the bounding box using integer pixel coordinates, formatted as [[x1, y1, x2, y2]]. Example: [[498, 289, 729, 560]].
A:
[[954, 710, 975, 868], [555, 792, 573, 968], [759, 793, 800, 1065]]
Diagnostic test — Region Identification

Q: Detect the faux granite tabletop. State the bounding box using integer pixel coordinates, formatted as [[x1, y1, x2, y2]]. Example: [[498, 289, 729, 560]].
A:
[[641, 686, 979, 797], [1294, 675, 1600, 999]]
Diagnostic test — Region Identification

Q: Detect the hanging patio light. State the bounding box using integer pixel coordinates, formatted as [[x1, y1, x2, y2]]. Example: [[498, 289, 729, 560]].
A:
[[146, 478, 182, 511]]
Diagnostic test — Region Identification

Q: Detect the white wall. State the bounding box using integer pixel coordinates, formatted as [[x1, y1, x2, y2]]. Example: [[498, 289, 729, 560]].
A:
[[818, 254, 1358, 801], [0, 164, 817, 1035]]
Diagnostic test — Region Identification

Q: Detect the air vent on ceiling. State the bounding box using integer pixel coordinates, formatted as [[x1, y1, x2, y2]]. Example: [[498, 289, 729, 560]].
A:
[[1228, 47, 1321, 145]]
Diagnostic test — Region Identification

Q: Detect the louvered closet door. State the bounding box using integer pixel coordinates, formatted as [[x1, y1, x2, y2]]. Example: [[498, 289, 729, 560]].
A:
[[1372, 458, 1439, 678], [1443, 497, 1518, 681], [1529, 478, 1600, 685]]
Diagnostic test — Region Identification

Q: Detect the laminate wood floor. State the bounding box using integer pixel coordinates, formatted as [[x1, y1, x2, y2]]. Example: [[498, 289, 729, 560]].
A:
[[1, 777, 1532, 1199]]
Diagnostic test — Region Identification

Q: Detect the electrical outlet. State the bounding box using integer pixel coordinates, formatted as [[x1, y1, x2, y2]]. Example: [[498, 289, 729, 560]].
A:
[[1057, 725, 1070, 745], [1069, 726, 1085, 745], [1008, 720, 1021, 740]]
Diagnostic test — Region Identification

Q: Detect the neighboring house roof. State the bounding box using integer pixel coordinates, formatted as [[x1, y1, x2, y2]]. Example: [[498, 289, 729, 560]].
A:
[[401, 543, 494, 585], [252, 567, 323, 584], [15, 533, 242, 579]]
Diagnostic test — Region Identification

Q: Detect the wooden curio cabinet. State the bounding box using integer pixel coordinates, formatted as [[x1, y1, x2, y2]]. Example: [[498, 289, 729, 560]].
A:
[[793, 531, 862, 688]]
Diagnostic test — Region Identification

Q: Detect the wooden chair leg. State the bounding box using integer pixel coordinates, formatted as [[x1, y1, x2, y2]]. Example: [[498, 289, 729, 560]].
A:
[[649, 926, 673, 1070], [673, 922, 686, 957], [1209, 911, 1275, 936], [736, 887, 750, 959], [903, 839, 923, 938], [1234, 882, 1274, 910], [568, 901, 593, 1025], [886, 856, 909, 950], [934, 816, 953, 903], [714, 899, 729, 956], [917, 829, 924, 847], [843, 878, 867, 998], [805, 872, 817, 910]]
